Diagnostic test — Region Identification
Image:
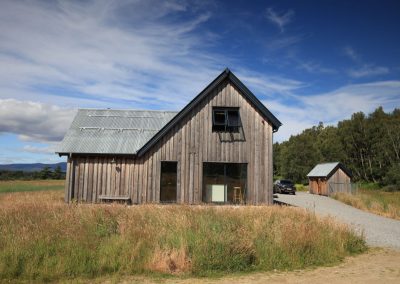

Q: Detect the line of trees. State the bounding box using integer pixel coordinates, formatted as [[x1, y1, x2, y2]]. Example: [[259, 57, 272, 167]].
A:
[[274, 107, 400, 189], [0, 166, 65, 181]]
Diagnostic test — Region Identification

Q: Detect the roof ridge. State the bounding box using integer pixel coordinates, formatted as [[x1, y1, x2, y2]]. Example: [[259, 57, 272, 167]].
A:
[[78, 108, 179, 112]]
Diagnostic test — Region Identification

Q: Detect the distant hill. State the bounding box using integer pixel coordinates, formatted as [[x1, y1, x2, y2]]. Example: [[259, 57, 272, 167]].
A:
[[0, 162, 67, 172]]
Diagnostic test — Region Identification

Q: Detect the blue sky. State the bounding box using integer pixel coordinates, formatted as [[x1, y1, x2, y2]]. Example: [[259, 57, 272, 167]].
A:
[[0, 0, 399, 164]]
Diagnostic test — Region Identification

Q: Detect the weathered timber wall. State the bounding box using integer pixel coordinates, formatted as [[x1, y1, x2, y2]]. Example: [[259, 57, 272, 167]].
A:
[[65, 79, 274, 204]]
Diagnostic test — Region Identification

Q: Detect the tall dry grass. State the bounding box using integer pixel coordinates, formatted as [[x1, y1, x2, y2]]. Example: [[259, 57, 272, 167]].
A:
[[332, 189, 400, 220], [0, 190, 366, 281]]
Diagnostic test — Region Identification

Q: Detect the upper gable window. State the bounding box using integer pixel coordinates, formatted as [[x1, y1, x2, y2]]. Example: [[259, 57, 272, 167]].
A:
[[212, 107, 241, 132]]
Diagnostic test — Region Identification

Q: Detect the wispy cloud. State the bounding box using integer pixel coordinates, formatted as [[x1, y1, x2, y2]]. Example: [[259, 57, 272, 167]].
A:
[[265, 8, 294, 33], [342, 46, 390, 78], [343, 46, 360, 62], [0, 0, 306, 147], [265, 35, 303, 51], [0, 0, 221, 111], [348, 65, 390, 78], [267, 80, 400, 141], [296, 61, 336, 74], [236, 70, 305, 97]]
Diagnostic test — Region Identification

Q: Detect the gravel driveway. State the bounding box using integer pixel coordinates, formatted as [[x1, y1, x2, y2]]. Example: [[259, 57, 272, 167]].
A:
[[275, 192, 400, 250]]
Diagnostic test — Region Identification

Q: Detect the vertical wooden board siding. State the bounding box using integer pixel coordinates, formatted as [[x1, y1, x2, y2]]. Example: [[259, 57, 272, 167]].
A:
[[267, 125, 273, 203], [202, 95, 209, 163], [133, 161, 138, 203], [77, 159, 83, 201], [93, 158, 98, 202], [115, 159, 121, 196], [108, 159, 113, 196], [176, 126, 182, 202], [189, 114, 194, 203], [146, 155, 152, 202], [180, 122, 186, 203], [127, 160, 132, 200], [73, 159, 78, 201], [184, 118, 190, 203], [66, 80, 276, 205], [185, 120, 190, 203], [259, 123, 265, 203], [254, 111, 260, 204], [123, 159, 128, 197], [151, 152, 156, 202], [67, 159, 72, 202], [87, 159, 93, 202], [101, 159, 106, 197], [195, 104, 201, 203], [141, 156, 146, 203], [154, 150, 160, 202], [64, 159, 71, 202]]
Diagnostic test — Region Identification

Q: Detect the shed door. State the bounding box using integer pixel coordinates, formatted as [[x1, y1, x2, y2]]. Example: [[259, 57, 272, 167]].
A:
[[160, 162, 177, 203]]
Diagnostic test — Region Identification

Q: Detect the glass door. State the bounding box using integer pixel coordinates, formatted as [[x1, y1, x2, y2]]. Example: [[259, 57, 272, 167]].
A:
[[202, 163, 247, 204]]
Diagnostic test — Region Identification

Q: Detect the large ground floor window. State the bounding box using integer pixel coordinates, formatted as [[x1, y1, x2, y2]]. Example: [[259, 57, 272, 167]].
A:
[[202, 163, 247, 204]]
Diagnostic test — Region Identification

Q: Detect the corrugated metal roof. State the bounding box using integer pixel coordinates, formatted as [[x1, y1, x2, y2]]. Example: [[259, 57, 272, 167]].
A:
[[307, 162, 340, 177], [56, 109, 178, 155]]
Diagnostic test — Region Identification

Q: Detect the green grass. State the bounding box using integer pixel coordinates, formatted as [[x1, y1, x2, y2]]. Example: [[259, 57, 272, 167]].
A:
[[295, 184, 308, 192], [0, 190, 367, 282], [332, 184, 400, 220], [0, 180, 64, 193]]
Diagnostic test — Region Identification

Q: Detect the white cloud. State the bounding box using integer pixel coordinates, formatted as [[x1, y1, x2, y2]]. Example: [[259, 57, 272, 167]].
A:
[[0, 99, 76, 142], [0, 0, 221, 110], [0, 0, 306, 151], [348, 65, 390, 78], [265, 8, 294, 33], [267, 80, 400, 142], [236, 70, 305, 97], [296, 61, 336, 74], [265, 35, 304, 51], [342, 46, 389, 78], [22, 144, 57, 154]]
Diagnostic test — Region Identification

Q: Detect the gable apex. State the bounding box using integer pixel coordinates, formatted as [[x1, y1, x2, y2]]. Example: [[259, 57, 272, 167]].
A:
[[137, 68, 282, 156]]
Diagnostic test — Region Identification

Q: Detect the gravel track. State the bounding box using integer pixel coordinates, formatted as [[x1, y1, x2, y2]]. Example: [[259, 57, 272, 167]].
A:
[[275, 192, 400, 250]]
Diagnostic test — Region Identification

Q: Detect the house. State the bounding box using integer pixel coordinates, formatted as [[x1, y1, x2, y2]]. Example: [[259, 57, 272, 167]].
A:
[[307, 162, 353, 196], [56, 69, 282, 205]]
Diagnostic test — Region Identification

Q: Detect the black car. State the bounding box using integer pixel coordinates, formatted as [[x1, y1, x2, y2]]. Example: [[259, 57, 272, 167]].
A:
[[273, 179, 296, 194]]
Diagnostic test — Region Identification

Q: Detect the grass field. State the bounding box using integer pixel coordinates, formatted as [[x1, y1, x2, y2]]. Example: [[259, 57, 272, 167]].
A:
[[295, 184, 308, 192], [0, 180, 64, 193], [332, 186, 400, 220], [0, 188, 366, 282]]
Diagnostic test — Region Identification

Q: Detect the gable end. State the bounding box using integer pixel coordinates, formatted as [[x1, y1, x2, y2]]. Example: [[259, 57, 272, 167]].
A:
[[137, 68, 282, 157]]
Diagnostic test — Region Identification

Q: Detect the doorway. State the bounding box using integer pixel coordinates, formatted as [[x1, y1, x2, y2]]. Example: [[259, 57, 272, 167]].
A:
[[160, 161, 177, 203]]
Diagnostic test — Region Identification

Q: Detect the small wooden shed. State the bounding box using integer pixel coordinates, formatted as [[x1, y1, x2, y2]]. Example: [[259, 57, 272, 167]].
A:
[[307, 162, 352, 196]]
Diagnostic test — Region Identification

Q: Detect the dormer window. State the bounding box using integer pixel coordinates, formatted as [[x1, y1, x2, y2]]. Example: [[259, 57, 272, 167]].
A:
[[212, 107, 241, 132]]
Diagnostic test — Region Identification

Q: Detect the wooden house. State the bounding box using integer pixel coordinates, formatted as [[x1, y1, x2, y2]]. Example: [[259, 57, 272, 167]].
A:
[[307, 162, 352, 196], [56, 69, 282, 205]]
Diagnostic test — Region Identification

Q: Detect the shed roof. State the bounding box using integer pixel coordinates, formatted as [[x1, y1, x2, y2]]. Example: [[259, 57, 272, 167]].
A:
[[307, 162, 352, 178], [56, 109, 178, 155]]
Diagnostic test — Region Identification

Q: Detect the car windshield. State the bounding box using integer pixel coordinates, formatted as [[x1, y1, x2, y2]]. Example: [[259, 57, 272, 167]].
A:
[[280, 180, 293, 185]]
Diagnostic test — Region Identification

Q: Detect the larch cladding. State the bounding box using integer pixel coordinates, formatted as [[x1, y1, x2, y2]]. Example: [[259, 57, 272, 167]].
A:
[[64, 80, 274, 204], [327, 168, 351, 184]]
